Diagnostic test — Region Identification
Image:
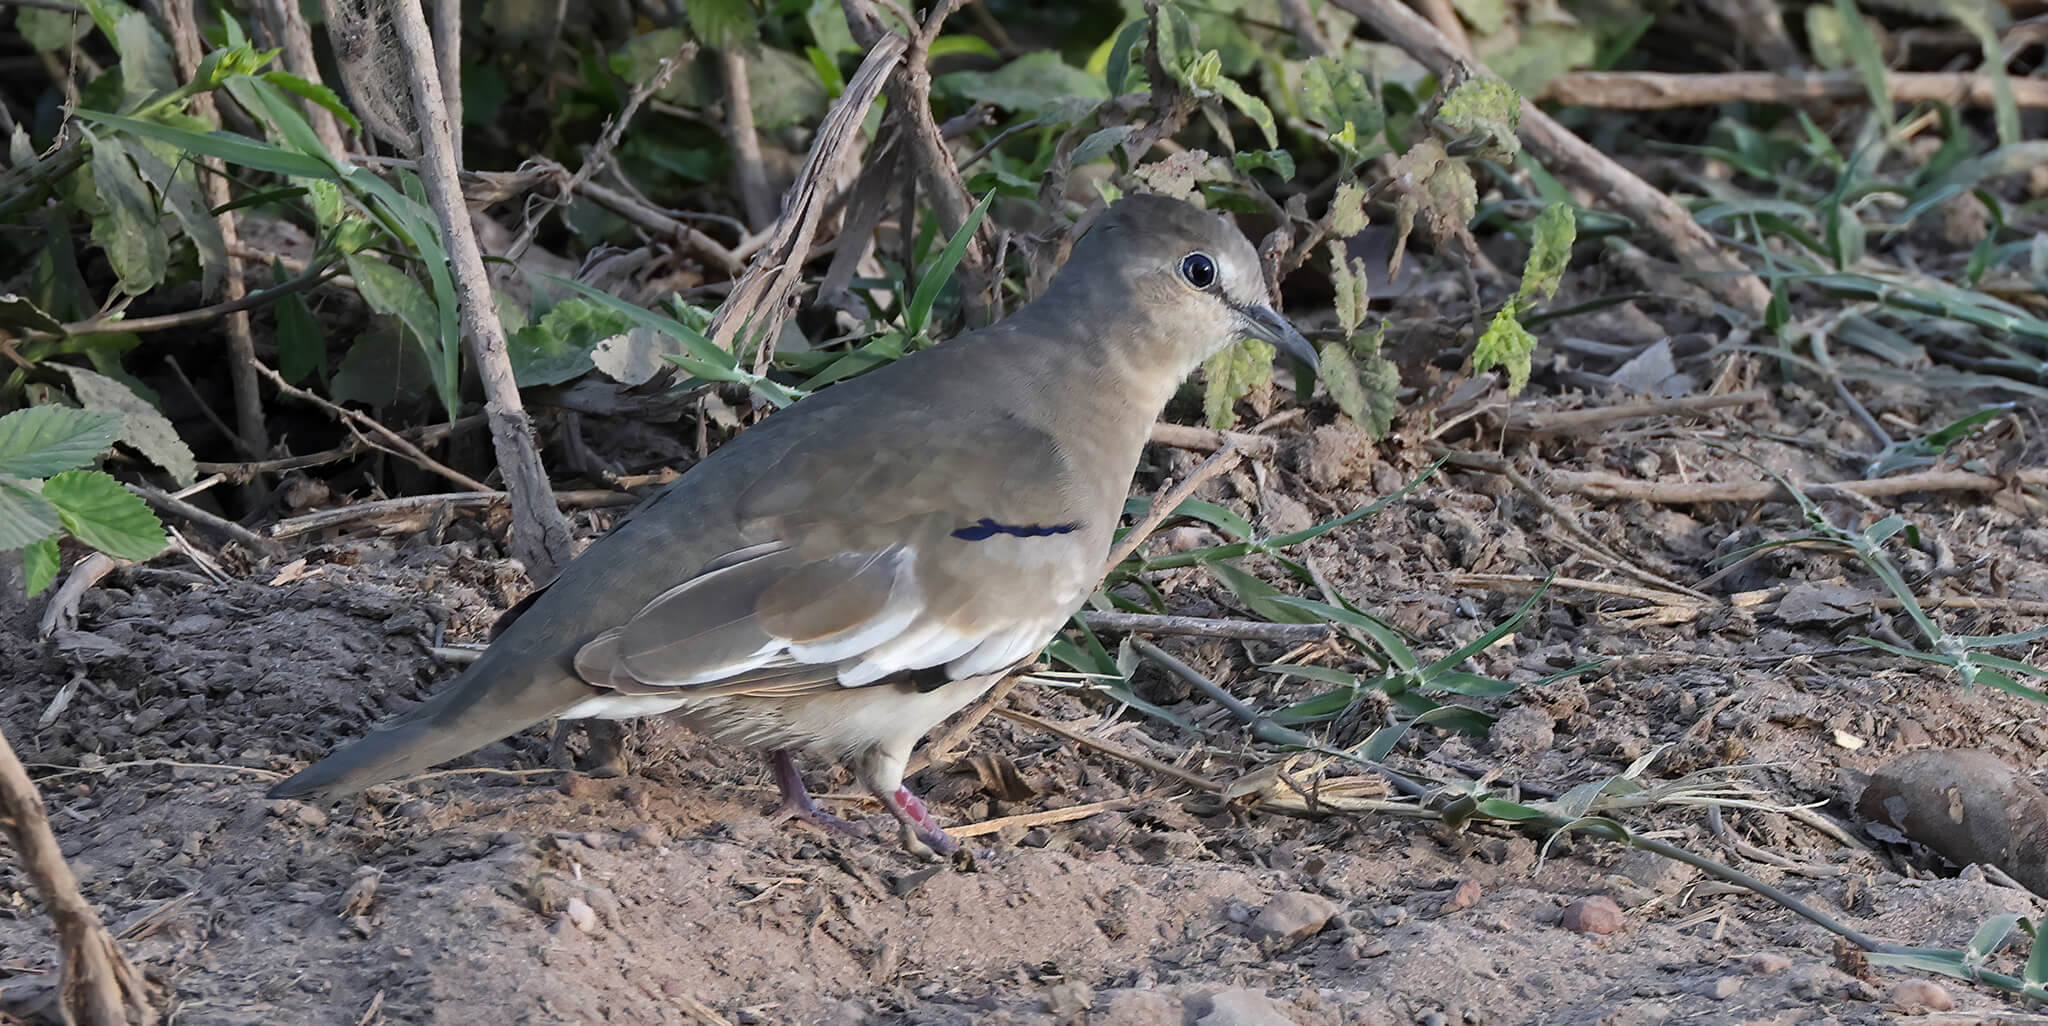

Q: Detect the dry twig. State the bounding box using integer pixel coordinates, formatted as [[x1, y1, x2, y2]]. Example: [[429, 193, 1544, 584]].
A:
[[1550, 467, 2047, 505], [1544, 70, 2048, 110]]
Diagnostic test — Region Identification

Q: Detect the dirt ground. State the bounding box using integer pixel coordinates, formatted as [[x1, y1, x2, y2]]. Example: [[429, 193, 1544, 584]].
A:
[[5, 328, 2048, 1024]]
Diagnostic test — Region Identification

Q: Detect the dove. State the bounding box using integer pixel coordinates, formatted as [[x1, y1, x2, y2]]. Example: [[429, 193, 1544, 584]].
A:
[[268, 194, 1317, 856]]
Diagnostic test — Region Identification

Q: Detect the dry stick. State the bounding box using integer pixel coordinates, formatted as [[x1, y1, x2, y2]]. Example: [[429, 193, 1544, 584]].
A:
[[1504, 390, 1769, 438], [250, 0, 347, 155], [995, 708, 1225, 794], [506, 43, 692, 265], [194, 412, 486, 480], [253, 361, 492, 493], [429, 0, 458, 166], [1102, 445, 1245, 572], [949, 797, 1142, 839], [720, 49, 778, 231], [575, 181, 743, 274], [907, 674, 1023, 774], [126, 483, 284, 557], [148, 0, 267, 486], [0, 728, 159, 1026], [1274, 0, 1333, 55], [53, 262, 341, 338], [1433, 447, 1711, 600], [1543, 70, 2048, 110], [1147, 421, 1279, 456], [1549, 467, 2048, 505], [1329, 0, 1771, 320], [266, 489, 637, 539], [842, 0, 996, 305], [704, 35, 905, 358], [1081, 611, 1331, 645], [386, 0, 574, 582]]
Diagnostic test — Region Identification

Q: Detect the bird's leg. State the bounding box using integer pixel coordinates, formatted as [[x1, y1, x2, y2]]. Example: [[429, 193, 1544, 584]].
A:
[[874, 784, 960, 857], [767, 750, 869, 838], [856, 742, 959, 857]]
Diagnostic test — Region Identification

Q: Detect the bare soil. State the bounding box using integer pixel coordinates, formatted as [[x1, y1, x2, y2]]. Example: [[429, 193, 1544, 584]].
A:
[[5, 341, 2048, 1025]]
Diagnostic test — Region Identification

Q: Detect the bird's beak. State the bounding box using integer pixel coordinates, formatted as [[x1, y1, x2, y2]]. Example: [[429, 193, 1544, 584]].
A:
[[1239, 305, 1318, 370]]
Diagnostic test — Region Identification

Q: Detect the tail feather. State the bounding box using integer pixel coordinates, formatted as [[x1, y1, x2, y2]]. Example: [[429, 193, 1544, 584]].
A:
[[266, 647, 594, 799]]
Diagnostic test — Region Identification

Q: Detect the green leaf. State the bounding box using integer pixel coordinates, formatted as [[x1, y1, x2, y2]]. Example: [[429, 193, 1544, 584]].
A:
[[0, 294, 65, 334], [806, 0, 857, 56], [1073, 126, 1136, 167], [1330, 241, 1370, 334], [122, 141, 227, 298], [18, 7, 92, 51], [1232, 149, 1294, 180], [87, 135, 169, 296], [75, 109, 337, 179], [261, 71, 363, 135], [1320, 333, 1400, 438], [345, 253, 448, 403], [1328, 181, 1369, 239], [1516, 202, 1576, 305], [684, 0, 757, 48], [1832, 0, 1893, 134], [938, 51, 1108, 115], [1388, 139, 1477, 248], [0, 481, 64, 551], [24, 536, 61, 595], [1103, 17, 1149, 95], [507, 296, 634, 387], [1435, 77, 1521, 162], [41, 469, 166, 561], [0, 407, 124, 478], [275, 287, 327, 385], [1301, 57, 1384, 165], [1473, 305, 1536, 395], [53, 364, 196, 486], [1211, 78, 1277, 149], [904, 189, 995, 340], [1201, 338, 1273, 429], [110, 10, 178, 108]]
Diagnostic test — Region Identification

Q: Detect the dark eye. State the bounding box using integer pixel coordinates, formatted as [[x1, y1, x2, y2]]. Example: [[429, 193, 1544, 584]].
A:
[[1179, 252, 1216, 290]]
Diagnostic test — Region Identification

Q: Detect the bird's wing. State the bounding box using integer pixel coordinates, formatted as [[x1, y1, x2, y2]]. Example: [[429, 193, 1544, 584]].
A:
[[572, 413, 1102, 699]]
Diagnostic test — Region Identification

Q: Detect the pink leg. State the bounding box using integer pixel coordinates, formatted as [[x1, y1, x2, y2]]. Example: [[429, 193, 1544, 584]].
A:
[[876, 785, 960, 857], [768, 750, 869, 839]]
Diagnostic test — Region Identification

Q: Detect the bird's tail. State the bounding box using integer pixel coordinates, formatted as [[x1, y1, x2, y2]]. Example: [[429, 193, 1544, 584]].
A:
[[266, 646, 591, 799]]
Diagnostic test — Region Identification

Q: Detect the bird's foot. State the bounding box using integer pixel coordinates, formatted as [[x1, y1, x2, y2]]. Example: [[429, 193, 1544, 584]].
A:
[[768, 750, 872, 840], [878, 786, 959, 859]]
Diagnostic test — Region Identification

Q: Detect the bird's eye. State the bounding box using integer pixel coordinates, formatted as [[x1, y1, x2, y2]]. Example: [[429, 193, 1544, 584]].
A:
[[1179, 252, 1217, 290]]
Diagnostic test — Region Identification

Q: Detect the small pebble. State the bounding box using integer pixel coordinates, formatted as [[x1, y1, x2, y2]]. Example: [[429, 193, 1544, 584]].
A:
[[1707, 976, 1742, 1000], [625, 823, 665, 848], [563, 896, 598, 934], [1439, 879, 1482, 913], [1559, 896, 1625, 935], [1251, 892, 1338, 950], [1889, 980, 1953, 1013], [1747, 952, 1792, 974]]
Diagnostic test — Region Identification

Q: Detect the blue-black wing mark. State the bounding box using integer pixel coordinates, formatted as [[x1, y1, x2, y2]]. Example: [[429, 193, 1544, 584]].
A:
[[951, 518, 1081, 542]]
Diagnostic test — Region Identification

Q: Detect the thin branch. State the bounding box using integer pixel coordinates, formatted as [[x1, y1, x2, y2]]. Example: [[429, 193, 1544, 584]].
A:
[[1549, 466, 2047, 505], [1081, 611, 1332, 645], [266, 489, 635, 540], [51, 263, 341, 338], [252, 360, 492, 493], [1544, 69, 2048, 110], [1103, 445, 1244, 573], [126, 483, 284, 557]]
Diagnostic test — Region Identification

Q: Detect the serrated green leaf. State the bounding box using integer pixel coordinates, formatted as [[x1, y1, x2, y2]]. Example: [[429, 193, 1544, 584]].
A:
[[41, 469, 166, 561], [1328, 181, 1369, 239], [87, 136, 169, 296], [1302, 57, 1384, 165], [1330, 241, 1370, 334], [1320, 333, 1400, 438], [1518, 202, 1576, 304], [1474, 305, 1536, 395], [938, 51, 1108, 115], [0, 408, 124, 478], [1201, 338, 1273, 429], [24, 536, 61, 595], [53, 364, 195, 486], [1436, 78, 1521, 162], [0, 480, 64, 551]]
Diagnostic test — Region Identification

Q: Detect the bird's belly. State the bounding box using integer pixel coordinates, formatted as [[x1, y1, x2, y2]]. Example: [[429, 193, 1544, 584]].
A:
[[570, 676, 1001, 758]]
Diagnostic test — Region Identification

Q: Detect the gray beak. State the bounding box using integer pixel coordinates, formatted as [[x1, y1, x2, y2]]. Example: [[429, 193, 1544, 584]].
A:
[[1240, 305, 1318, 370]]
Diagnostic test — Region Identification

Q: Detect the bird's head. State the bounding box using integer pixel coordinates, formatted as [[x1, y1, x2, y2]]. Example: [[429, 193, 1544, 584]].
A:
[[1055, 193, 1318, 376]]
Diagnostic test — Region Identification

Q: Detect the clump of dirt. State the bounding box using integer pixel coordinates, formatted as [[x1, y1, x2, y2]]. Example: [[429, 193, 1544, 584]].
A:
[[6, 372, 2048, 1025]]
